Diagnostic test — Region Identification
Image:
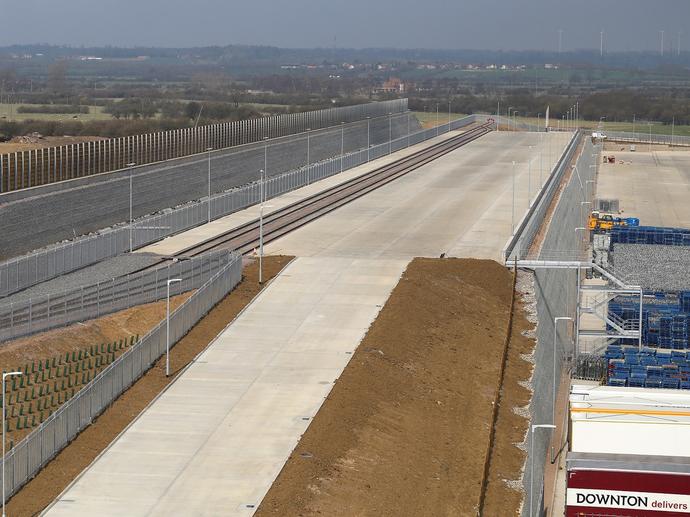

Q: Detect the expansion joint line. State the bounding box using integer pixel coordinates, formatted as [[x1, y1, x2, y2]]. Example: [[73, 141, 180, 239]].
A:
[[477, 258, 518, 516]]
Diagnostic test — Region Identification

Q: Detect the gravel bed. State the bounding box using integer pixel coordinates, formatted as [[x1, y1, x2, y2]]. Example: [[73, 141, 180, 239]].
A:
[[612, 244, 690, 291], [0, 253, 163, 306]]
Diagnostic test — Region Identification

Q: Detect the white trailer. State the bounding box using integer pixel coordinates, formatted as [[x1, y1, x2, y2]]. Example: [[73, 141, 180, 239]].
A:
[[570, 384, 690, 458]]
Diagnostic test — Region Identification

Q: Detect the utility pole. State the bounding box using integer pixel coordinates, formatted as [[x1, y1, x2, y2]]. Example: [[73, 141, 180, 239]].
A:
[[661, 30, 665, 56], [600, 31, 604, 57], [497, 100, 500, 132], [558, 29, 563, 54], [679, 32, 682, 57]]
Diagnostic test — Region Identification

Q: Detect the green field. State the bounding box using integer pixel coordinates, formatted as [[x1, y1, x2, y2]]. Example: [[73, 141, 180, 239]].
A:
[[0, 104, 113, 122], [413, 111, 467, 127]]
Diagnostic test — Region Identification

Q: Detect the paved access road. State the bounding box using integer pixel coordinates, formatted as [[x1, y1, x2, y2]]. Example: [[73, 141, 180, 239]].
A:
[[45, 130, 570, 516]]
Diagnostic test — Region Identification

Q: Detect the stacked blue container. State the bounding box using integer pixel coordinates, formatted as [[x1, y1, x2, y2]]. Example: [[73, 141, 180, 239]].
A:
[[606, 345, 690, 389]]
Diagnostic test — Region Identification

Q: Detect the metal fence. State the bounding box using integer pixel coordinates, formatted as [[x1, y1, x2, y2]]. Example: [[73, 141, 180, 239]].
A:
[[0, 99, 407, 193], [0, 250, 232, 342], [605, 130, 690, 147], [0, 114, 479, 298], [522, 138, 598, 517], [0, 251, 242, 501], [504, 130, 582, 261]]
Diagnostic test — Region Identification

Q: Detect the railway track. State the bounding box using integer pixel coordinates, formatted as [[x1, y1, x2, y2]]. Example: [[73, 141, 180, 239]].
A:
[[164, 122, 493, 260]]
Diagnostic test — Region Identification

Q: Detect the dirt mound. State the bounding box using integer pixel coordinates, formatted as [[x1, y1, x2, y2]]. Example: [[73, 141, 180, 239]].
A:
[[256, 258, 535, 517]]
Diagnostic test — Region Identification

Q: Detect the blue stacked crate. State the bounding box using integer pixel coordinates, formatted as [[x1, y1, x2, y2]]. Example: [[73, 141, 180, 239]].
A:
[[605, 346, 690, 390], [610, 225, 690, 247]]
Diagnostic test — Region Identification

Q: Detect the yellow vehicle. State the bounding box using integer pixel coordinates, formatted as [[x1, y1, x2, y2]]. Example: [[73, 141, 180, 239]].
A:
[[588, 211, 640, 232], [589, 211, 616, 231]]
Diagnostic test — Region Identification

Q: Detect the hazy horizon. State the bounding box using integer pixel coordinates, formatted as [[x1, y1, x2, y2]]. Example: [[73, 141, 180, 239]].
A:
[[2, 0, 688, 53]]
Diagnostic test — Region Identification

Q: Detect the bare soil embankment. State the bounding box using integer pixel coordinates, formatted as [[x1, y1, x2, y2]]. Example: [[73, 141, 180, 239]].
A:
[[257, 258, 535, 517]]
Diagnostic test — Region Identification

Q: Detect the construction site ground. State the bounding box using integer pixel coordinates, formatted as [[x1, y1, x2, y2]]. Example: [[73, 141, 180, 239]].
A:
[[6, 255, 292, 517], [256, 258, 535, 517], [596, 148, 690, 227]]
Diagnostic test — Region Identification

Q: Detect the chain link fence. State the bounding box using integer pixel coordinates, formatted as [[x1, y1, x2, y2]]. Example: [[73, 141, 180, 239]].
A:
[[0, 251, 242, 502], [523, 137, 599, 517], [0, 100, 407, 193], [0, 250, 232, 342], [504, 130, 581, 262], [0, 114, 479, 298], [605, 130, 690, 147]]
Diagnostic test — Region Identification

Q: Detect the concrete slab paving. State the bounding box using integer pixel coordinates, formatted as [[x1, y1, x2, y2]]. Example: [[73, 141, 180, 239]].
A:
[[137, 131, 462, 256], [265, 131, 571, 261], [45, 257, 408, 517], [45, 130, 571, 516], [596, 150, 690, 228]]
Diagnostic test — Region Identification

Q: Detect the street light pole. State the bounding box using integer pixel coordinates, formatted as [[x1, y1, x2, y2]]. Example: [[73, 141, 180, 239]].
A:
[[530, 424, 557, 517], [258, 202, 273, 285], [2, 371, 21, 517], [448, 99, 451, 131], [206, 147, 213, 223], [510, 160, 515, 235], [436, 103, 439, 136], [127, 162, 136, 253], [649, 123, 652, 152], [341, 122, 345, 173], [528, 147, 532, 206], [306, 128, 311, 184], [553, 317, 573, 425], [388, 112, 392, 154], [165, 279, 182, 377]]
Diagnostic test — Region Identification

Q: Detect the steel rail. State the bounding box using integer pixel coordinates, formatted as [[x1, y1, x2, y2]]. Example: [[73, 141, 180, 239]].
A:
[[169, 122, 492, 259]]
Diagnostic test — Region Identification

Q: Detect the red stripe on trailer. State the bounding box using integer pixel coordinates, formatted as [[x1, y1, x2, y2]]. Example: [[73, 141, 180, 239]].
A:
[[567, 506, 689, 517], [568, 470, 690, 495]]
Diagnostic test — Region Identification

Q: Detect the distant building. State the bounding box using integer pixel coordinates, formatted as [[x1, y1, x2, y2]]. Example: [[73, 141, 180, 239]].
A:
[[373, 77, 406, 94]]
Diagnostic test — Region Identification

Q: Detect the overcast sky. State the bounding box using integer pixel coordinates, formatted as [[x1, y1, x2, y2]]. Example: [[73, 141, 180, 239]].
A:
[[2, 0, 688, 52]]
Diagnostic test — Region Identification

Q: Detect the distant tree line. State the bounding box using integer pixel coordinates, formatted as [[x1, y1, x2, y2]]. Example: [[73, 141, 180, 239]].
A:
[[16, 104, 89, 114], [410, 89, 690, 125]]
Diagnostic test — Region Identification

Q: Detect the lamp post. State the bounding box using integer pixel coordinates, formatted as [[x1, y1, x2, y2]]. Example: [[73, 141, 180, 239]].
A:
[[586, 179, 596, 202], [497, 100, 500, 132], [206, 147, 213, 223], [530, 424, 557, 517], [648, 123, 652, 152], [263, 136, 269, 180], [127, 162, 136, 253], [553, 317, 573, 425], [511, 160, 516, 234], [258, 203, 273, 285], [2, 371, 21, 517], [165, 278, 182, 377], [436, 103, 439, 136], [306, 128, 311, 183], [528, 147, 533, 206], [340, 122, 345, 173], [580, 201, 592, 227], [388, 112, 392, 154], [448, 99, 451, 131]]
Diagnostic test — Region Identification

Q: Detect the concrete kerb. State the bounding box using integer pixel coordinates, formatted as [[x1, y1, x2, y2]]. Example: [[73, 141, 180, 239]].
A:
[[39, 257, 297, 516]]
